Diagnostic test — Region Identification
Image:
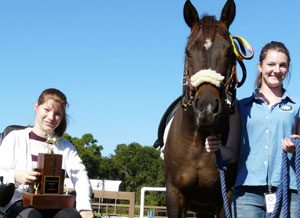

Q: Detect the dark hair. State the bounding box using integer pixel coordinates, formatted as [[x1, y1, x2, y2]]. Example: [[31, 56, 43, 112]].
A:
[[37, 88, 68, 136], [255, 41, 291, 89]]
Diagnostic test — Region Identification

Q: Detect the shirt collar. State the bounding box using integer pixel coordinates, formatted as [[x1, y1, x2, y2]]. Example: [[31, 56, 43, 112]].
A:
[[243, 88, 295, 105]]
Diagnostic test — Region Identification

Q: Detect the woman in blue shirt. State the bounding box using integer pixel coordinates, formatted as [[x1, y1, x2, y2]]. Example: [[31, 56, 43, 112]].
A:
[[206, 41, 300, 217]]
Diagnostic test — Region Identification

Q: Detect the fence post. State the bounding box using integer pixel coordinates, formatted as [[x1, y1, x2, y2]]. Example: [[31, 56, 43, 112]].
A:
[[139, 187, 166, 218]]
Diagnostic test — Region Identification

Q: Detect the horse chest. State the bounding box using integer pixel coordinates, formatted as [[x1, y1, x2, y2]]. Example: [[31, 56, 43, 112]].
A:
[[175, 156, 220, 188]]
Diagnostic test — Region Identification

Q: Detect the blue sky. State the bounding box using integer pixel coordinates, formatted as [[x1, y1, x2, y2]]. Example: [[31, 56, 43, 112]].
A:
[[1, 0, 299, 157]]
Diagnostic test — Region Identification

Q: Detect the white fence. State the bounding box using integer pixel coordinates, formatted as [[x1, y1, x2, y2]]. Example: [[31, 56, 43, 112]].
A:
[[139, 187, 166, 218]]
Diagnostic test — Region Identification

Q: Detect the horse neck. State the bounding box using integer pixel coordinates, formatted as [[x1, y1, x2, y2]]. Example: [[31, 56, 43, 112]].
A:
[[176, 106, 209, 145]]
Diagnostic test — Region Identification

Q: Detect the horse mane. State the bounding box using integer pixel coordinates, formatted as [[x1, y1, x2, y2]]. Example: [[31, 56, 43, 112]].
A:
[[187, 15, 229, 46]]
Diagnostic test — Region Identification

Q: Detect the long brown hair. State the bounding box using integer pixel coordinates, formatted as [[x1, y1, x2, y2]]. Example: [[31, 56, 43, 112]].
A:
[[255, 41, 291, 89], [37, 88, 68, 136]]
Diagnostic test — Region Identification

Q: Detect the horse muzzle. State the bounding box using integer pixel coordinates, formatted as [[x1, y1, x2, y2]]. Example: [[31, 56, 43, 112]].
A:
[[193, 96, 222, 127]]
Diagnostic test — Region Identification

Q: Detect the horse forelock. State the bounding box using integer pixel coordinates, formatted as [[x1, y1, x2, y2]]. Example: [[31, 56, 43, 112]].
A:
[[188, 15, 228, 49]]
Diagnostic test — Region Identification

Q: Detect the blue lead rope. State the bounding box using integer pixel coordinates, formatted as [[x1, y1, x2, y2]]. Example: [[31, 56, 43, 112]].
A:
[[271, 138, 300, 218], [296, 139, 300, 218], [215, 149, 231, 218], [216, 139, 300, 218]]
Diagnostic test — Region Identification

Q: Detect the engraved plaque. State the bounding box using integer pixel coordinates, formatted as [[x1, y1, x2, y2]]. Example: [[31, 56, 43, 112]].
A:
[[33, 153, 64, 194]]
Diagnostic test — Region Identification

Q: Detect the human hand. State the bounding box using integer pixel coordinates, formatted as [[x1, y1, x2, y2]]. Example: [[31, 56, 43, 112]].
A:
[[205, 136, 222, 153], [281, 135, 300, 153], [14, 170, 41, 185], [79, 210, 94, 218]]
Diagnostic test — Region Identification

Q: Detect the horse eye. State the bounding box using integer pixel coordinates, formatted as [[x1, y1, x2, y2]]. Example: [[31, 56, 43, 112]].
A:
[[226, 48, 234, 57], [185, 48, 192, 58]]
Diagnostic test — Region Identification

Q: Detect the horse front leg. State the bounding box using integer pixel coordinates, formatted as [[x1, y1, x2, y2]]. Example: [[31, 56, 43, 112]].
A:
[[166, 183, 188, 218]]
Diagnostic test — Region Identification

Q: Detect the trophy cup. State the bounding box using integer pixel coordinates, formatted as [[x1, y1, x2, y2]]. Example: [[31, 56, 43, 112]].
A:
[[22, 152, 75, 209]]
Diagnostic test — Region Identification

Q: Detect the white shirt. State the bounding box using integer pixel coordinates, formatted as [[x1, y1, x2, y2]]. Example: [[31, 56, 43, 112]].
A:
[[0, 127, 92, 213]]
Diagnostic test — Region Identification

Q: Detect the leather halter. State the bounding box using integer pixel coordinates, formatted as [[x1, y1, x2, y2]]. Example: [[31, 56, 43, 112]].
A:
[[181, 35, 254, 113]]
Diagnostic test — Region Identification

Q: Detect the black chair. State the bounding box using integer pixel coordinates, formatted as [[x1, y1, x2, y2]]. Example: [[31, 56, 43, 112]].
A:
[[0, 125, 27, 208], [0, 178, 15, 207], [0, 125, 28, 145]]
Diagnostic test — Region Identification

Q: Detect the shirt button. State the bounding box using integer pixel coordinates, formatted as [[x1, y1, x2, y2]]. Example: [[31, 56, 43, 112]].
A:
[[264, 161, 268, 165], [265, 145, 268, 149], [266, 115, 269, 119], [266, 130, 269, 133]]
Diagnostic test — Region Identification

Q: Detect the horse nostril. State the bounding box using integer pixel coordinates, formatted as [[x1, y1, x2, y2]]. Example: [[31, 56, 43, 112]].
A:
[[213, 99, 220, 114], [195, 99, 205, 112]]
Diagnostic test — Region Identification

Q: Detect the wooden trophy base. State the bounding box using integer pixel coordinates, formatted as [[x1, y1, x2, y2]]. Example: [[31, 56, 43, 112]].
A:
[[22, 192, 75, 209]]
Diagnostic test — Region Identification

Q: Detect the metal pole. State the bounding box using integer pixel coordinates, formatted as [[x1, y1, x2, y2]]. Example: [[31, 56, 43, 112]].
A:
[[139, 187, 166, 218]]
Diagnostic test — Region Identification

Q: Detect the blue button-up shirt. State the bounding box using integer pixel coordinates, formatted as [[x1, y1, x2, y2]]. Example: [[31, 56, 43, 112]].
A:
[[235, 90, 300, 189]]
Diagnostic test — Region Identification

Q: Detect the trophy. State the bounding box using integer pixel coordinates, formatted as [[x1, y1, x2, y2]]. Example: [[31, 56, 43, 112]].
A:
[[23, 134, 75, 209], [32, 153, 64, 195]]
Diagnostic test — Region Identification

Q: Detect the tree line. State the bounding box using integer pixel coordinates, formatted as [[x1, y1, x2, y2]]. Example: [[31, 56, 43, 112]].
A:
[[63, 133, 165, 205]]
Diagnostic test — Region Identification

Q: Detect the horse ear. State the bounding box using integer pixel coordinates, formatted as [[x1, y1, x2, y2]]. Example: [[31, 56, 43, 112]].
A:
[[183, 0, 199, 29], [220, 0, 236, 29]]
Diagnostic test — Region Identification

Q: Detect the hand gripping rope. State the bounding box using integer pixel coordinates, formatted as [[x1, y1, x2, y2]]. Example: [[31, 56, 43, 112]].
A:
[[271, 138, 300, 218], [217, 138, 300, 218]]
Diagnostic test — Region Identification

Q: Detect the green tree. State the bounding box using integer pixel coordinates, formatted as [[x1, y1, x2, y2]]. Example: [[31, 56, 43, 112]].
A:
[[111, 143, 165, 205], [63, 134, 166, 206], [98, 156, 120, 180]]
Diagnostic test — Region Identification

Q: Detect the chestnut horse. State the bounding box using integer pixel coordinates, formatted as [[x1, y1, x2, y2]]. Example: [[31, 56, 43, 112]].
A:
[[164, 0, 238, 217]]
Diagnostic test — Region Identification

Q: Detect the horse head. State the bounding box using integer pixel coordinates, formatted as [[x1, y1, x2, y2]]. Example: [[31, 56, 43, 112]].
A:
[[182, 0, 236, 135]]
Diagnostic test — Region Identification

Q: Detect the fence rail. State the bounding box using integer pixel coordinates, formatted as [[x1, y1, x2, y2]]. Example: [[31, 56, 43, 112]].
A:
[[91, 188, 196, 218], [92, 203, 196, 217], [93, 190, 135, 218]]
